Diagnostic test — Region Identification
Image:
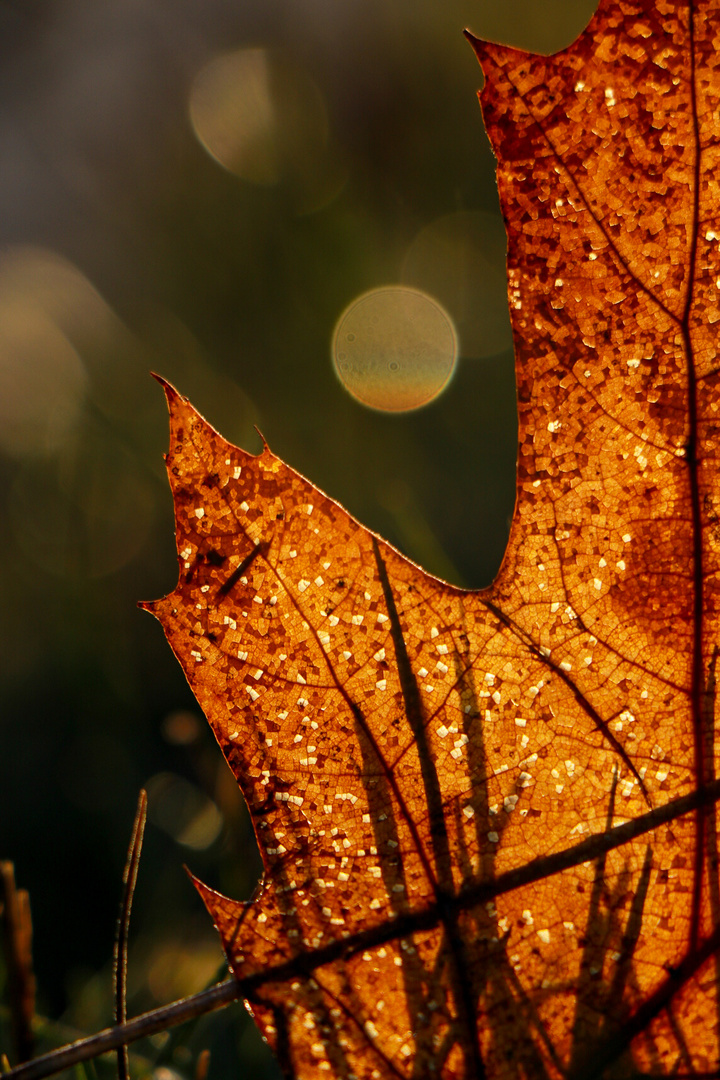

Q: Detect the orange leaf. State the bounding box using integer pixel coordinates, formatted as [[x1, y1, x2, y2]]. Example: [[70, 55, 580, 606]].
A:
[[143, 0, 720, 1075]]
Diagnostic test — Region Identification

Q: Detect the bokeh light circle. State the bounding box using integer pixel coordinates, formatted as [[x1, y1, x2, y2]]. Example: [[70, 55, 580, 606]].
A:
[[332, 286, 458, 412], [0, 247, 90, 459], [189, 48, 327, 185]]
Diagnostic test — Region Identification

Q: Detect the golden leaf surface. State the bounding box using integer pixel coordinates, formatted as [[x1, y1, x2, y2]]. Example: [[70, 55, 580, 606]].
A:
[[143, 0, 720, 1075]]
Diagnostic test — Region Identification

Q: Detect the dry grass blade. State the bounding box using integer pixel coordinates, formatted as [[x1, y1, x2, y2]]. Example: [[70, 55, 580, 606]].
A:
[[0, 862, 36, 1064], [194, 1048, 210, 1080], [112, 790, 147, 1080]]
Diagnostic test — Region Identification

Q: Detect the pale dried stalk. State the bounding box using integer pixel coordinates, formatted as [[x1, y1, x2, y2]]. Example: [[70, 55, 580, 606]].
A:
[[113, 790, 147, 1080], [0, 862, 36, 1064]]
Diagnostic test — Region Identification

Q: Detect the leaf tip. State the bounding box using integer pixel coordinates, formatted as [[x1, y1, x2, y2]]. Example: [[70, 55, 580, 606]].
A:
[[253, 423, 270, 453], [463, 28, 492, 94], [187, 871, 243, 941], [186, 867, 221, 906], [463, 27, 486, 64], [150, 371, 186, 411]]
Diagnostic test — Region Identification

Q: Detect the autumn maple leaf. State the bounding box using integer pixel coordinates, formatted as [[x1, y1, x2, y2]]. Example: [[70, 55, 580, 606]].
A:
[[142, 0, 720, 1076]]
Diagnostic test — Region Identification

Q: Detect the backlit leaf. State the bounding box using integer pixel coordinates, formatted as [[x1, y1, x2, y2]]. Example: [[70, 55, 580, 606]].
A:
[[142, 0, 720, 1075]]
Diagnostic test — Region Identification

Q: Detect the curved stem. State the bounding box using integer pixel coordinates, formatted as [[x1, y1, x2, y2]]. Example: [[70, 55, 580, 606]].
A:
[[2, 981, 241, 1080]]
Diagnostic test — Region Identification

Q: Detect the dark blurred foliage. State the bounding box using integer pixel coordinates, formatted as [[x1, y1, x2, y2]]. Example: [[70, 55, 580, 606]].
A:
[[0, 0, 598, 1075]]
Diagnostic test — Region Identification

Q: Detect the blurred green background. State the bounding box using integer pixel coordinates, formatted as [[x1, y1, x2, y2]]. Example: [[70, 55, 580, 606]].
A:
[[0, 0, 598, 1075]]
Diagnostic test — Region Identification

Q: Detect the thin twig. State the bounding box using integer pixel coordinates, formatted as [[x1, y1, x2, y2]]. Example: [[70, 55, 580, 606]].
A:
[[148, 960, 229, 1072], [6, 778, 720, 1080], [0, 863, 36, 1064], [113, 791, 147, 1080], [1, 980, 241, 1080]]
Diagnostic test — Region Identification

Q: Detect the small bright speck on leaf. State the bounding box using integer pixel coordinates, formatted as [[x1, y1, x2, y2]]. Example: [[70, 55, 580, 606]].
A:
[[332, 285, 458, 412]]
